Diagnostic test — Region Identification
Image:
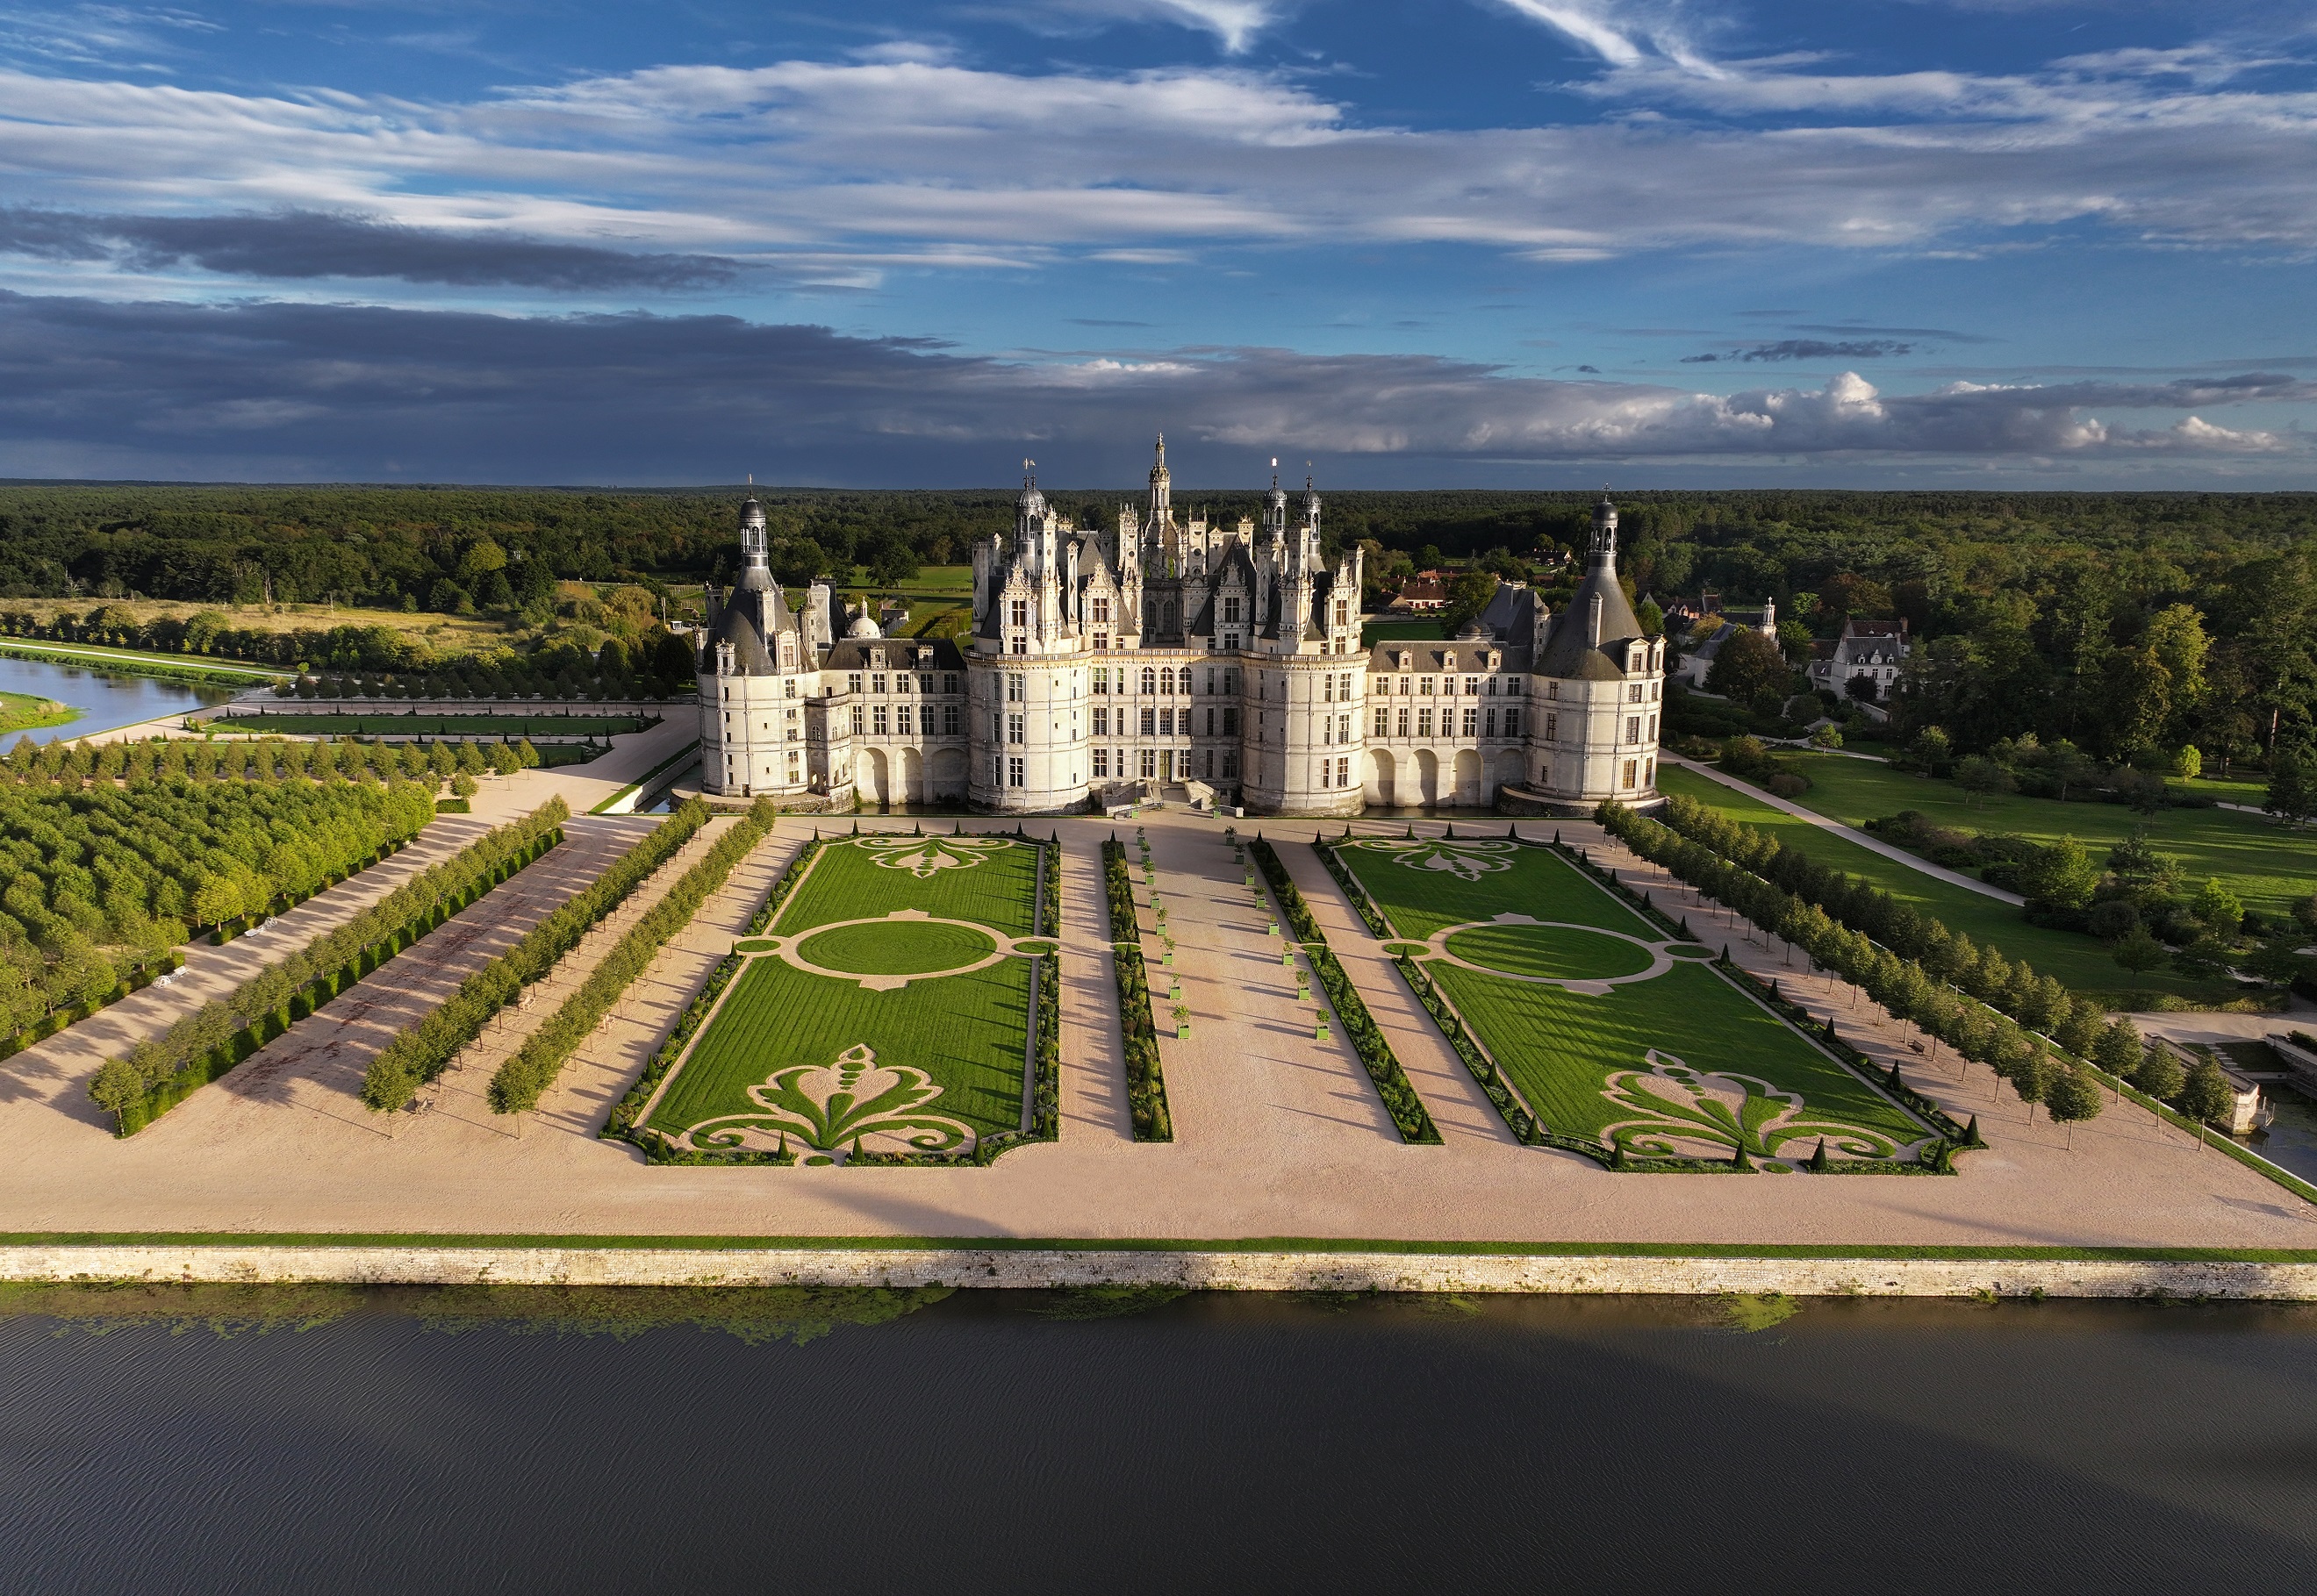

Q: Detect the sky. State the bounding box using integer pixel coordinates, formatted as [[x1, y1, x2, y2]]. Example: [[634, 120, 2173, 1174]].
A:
[[0, 0, 2313, 488]]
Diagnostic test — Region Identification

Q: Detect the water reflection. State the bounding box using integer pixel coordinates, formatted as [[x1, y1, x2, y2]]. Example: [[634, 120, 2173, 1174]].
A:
[[0, 1285, 2313, 1592], [0, 654, 239, 746]]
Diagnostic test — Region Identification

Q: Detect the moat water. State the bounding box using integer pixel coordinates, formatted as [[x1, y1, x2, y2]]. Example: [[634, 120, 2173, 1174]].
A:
[[0, 654, 237, 746], [3, 1286, 2313, 1592]]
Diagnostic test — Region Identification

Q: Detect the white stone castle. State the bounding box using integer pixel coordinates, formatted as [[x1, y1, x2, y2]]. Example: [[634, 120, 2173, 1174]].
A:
[[698, 438, 1663, 816]]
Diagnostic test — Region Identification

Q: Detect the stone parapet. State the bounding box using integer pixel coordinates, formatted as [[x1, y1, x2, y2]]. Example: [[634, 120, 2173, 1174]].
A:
[[3, 1244, 2311, 1299]]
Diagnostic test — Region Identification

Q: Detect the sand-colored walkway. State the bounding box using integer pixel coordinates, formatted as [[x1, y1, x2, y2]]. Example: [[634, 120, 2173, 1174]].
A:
[[0, 803, 2308, 1250]]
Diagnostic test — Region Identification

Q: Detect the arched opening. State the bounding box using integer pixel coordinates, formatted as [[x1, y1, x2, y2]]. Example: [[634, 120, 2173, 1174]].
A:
[[929, 747, 967, 800], [901, 746, 924, 805], [1414, 748, 1439, 805], [861, 748, 889, 807], [1366, 748, 1395, 807], [1453, 748, 1483, 805]]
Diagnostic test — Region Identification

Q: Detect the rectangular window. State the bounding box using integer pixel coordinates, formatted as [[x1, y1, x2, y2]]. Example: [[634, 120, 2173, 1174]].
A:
[[1094, 598, 1111, 624], [1485, 707, 1497, 738], [1222, 748, 1240, 779], [1623, 759, 1638, 790], [1205, 706, 1216, 736], [1547, 681, 1560, 700], [1223, 669, 1239, 694], [920, 704, 936, 734], [1222, 706, 1239, 735], [1093, 748, 1109, 778], [871, 674, 887, 694], [1158, 708, 1174, 736], [1543, 712, 1555, 741], [1629, 683, 1643, 703], [1318, 760, 1331, 789], [919, 673, 932, 694], [1321, 717, 1332, 746], [1093, 707, 1108, 735], [1323, 676, 1335, 703], [847, 673, 863, 695], [1421, 676, 1435, 696], [1337, 756, 1349, 787], [943, 674, 958, 694], [1011, 636, 1026, 656], [1335, 599, 1349, 626], [850, 705, 864, 734], [872, 705, 888, 734], [1398, 676, 1410, 695], [1008, 713, 1024, 743], [1626, 716, 1640, 742], [1223, 596, 1241, 623], [1417, 707, 1434, 737], [1396, 706, 1410, 737], [1647, 714, 1657, 741], [1462, 707, 1478, 737], [1009, 756, 1025, 788], [1139, 748, 1157, 779], [1141, 707, 1157, 735], [1008, 673, 1025, 702], [943, 704, 960, 734], [1374, 707, 1388, 737], [1010, 599, 1028, 628]]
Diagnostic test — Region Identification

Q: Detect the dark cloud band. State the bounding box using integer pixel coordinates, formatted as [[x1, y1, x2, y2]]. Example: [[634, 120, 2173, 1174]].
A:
[[0, 209, 742, 292], [0, 292, 2300, 483]]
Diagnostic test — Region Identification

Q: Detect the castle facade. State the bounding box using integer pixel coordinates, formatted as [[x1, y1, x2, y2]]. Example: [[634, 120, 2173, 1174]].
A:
[[697, 439, 1662, 816]]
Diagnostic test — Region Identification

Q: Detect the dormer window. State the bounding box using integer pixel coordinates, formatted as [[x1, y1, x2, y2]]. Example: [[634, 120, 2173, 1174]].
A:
[[1444, 651, 1457, 671], [1395, 651, 1411, 671], [1487, 651, 1501, 669]]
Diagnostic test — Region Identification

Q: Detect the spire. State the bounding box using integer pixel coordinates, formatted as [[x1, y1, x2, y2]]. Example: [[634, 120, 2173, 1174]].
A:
[[1147, 432, 1172, 526]]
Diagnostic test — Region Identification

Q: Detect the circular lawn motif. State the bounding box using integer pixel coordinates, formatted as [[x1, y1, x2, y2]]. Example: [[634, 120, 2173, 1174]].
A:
[[1667, 943, 1716, 959], [1445, 922, 1656, 983], [798, 920, 995, 977]]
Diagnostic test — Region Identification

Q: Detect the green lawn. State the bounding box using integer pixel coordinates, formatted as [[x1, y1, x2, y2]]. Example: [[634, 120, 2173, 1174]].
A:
[[1775, 753, 2315, 922], [773, 834, 1040, 937], [1332, 836, 1643, 941], [796, 920, 995, 975], [1333, 836, 1931, 1161], [647, 831, 1043, 1156], [211, 713, 646, 736], [1656, 764, 2227, 1006], [646, 956, 1029, 1147], [1443, 922, 1656, 980]]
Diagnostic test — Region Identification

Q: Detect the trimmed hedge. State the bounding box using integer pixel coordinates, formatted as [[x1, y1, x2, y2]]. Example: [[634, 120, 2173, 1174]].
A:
[[360, 799, 723, 1113], [95, 799, 569, 1134], [1102, 836, 1173, 1142], [1248, 836, 1440, 1145], [484, 799, 778, 1114]]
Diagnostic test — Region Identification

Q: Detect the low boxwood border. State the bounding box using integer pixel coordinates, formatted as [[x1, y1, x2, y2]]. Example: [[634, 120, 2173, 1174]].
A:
[[1103, 834, 1173, 1142]]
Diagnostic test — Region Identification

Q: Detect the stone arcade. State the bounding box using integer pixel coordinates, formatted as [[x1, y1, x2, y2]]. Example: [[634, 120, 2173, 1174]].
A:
[[699, 439, 1662, 816]]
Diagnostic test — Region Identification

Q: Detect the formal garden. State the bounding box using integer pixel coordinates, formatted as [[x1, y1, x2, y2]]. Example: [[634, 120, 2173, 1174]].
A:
[[635, 828, 1057, 1165], [1324, 831, 1943, 1170]]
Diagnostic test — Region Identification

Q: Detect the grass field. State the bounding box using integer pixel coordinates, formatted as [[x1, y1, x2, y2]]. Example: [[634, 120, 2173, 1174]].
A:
[[645, 956, 1029, 1145], [648, 831, 1043, 1156], [771, 833, 1040, 937], [1656, 764, 2225, 1006], [1776, 753, 2317, 922], [1334, 836, 1931, 1160], [211, 713, 647, 737], [0, 690, 76, 735]]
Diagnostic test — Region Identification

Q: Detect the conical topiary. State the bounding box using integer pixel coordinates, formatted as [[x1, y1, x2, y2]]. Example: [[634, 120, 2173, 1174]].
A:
[[850, 1136, 864, 1161], [1405, 823, 1416, 839], [1964, 1114, 1986, 1149], [1445, 823, 1456, 839], [1508, 825, 1519, 841], [1612, 1143, 1628, 1170], [1732, 1141, 1754, 1170], [1886, 1060, 1905, 1094], [1808, 1137, 1827, 1171]]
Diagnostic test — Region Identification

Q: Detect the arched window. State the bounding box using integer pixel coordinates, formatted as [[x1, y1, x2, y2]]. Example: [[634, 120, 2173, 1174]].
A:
[[1140, 666, 1157, 694], [1175, 667, 1193, 694]]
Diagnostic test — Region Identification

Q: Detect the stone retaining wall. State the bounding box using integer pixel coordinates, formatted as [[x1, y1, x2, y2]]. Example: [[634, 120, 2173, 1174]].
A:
[[4, 1245, 2312, 1299]]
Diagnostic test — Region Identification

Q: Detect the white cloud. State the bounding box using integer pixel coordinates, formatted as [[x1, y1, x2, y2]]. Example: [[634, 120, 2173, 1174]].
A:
[[0, 41, 2313, 290]]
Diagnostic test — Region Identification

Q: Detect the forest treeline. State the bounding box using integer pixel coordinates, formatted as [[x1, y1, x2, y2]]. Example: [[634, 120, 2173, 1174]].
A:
[[4, 482, 2315, 759]]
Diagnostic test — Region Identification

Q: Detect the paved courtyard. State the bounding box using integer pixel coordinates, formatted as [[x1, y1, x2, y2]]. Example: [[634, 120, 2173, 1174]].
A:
[[0, 786, 2310, 1250]]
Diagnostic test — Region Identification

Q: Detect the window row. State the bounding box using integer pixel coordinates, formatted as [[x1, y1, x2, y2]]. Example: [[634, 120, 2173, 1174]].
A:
[[1369, 705, 1524, 739]]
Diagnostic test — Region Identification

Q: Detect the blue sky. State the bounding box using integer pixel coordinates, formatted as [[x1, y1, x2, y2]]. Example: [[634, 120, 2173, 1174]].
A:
[[0, 0, 2313, 486]]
